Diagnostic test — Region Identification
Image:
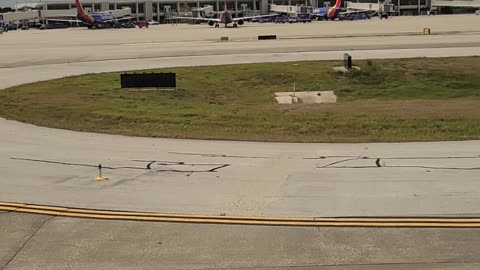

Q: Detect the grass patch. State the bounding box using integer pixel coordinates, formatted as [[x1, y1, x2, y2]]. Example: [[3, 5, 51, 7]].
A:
[[0, 57, 479, 142]]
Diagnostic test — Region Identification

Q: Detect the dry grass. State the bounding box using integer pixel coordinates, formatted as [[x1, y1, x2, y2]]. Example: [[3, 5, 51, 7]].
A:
[[279, 99, 480, 119], [0, 57, 479, 142]]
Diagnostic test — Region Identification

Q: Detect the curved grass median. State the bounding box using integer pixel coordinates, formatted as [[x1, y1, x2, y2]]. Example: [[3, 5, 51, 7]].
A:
[[1, 57, 479, 142]]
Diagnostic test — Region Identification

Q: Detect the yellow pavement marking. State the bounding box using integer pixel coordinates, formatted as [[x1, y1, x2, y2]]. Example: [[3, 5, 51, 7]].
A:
[[1, 201, 480, 228]]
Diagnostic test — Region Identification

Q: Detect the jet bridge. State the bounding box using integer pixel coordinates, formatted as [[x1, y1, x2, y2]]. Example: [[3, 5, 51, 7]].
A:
[[0, 11, 39, 23], [270, 4, 312, 15], [345, 2, 380, 11], [432, 0, 480, 7]]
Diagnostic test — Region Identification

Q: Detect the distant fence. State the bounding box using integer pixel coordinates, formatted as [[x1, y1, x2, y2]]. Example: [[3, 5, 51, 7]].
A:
[[120, 73, 176, 88]]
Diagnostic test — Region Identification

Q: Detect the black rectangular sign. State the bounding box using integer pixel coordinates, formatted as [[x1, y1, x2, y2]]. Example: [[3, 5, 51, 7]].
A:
[[121, 73, 176, 88], [258, 35, 277, 40], [343, 53, 352, 69]]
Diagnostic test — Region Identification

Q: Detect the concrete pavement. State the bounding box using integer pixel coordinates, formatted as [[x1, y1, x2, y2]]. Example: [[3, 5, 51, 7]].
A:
[[1, 212, 480, 270], [1, 34, 479, 68], [1, 116, 479, 216], [1, 14, 479, 68], [1, 47, 479, 89]]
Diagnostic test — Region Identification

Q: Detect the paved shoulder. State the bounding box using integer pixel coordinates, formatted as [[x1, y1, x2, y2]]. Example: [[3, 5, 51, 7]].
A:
[[1, 213, 479, 270]]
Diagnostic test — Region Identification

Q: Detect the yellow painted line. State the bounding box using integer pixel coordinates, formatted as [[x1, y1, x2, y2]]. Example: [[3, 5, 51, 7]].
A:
[[12, 203, 480, 223], [2, 202, 480, 224], [23, 205, 69, 211], [0, 202, 27, 207], [62, 209, 480, 223], [14, 208, 62, 216], [7, 207, 480, 228], [0, 206, 21, 211], [63, 208, 315, 221], [2, 201, 480, 227]]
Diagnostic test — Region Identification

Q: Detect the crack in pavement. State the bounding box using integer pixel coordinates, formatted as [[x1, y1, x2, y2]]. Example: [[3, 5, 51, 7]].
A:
[[169, 151, 270, 159], [10, 157, 231, 176], [315, 155, 480, 170], [0, 215, 55, 270]]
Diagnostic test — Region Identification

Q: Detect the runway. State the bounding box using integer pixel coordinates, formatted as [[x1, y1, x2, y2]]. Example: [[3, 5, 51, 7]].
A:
[[1, 14, 480, 68]]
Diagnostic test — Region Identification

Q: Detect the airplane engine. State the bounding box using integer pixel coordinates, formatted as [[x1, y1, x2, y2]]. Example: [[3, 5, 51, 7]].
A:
[[237, 19, 244, 25], [208, 20, 215, 26]]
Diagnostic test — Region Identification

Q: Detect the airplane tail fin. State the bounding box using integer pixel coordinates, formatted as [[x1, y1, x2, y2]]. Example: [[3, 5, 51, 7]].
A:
[[75, 0, 87, 16], [327, 0, 343, 18], [333, 0, 342, 9], [224, 0, 227, 11]]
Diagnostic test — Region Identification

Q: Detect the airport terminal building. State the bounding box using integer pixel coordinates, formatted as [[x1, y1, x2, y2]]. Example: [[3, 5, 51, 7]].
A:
[[1, 0, 479, 24]]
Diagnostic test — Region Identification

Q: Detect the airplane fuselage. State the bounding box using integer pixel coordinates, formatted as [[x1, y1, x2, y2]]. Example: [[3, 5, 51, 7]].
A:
[[77, 12, 114, 26], [75, 0, 119, 28], [312, 7, 341, 19], [220, 11, 232, 24], [312, 0, 342, 19]]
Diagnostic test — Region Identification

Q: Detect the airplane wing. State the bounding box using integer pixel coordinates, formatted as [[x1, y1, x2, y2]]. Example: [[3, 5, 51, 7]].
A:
[[115, 16, 134, 21], [48, 14, 77, 17], [102, 16, 135, 22], [166, 17, 220, 22], [47, 18, 82, 23], [232, 14, 278, 21], [211, 10, 242, 14], [339, 9, 377, 15]]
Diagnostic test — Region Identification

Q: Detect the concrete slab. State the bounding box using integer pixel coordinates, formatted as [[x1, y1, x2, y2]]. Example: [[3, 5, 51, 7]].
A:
[[333, 66, 361, 73], [0, 111, 480, 217], [275, 91, 337, 104], [2, 213, 480, 270], [316, 91, 337, 103], [0, 213, 51, 270], [275, 95, 293, 104]]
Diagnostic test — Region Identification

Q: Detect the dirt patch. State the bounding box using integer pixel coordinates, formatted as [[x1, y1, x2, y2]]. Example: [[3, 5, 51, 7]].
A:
[[277, 99, 480, 120], [275, 91, 337, 104]]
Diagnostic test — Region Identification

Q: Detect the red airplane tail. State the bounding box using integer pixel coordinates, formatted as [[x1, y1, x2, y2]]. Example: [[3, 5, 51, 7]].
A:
[[75, 0, 87, 16], [75, 0, 95, 25], [333, 0, 342, 9], [327, 0, 343, 18], [224, 0, 228, 11]]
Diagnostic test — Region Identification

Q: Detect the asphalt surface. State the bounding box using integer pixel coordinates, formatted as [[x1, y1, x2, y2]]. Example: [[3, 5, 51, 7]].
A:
[[0, 14, 479, 269]]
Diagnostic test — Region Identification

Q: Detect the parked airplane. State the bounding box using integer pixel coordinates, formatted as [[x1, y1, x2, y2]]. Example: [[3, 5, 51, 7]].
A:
[[312, 0, 375, 20], [49, 0, 132, 29], [170, 0, 276, 28]]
